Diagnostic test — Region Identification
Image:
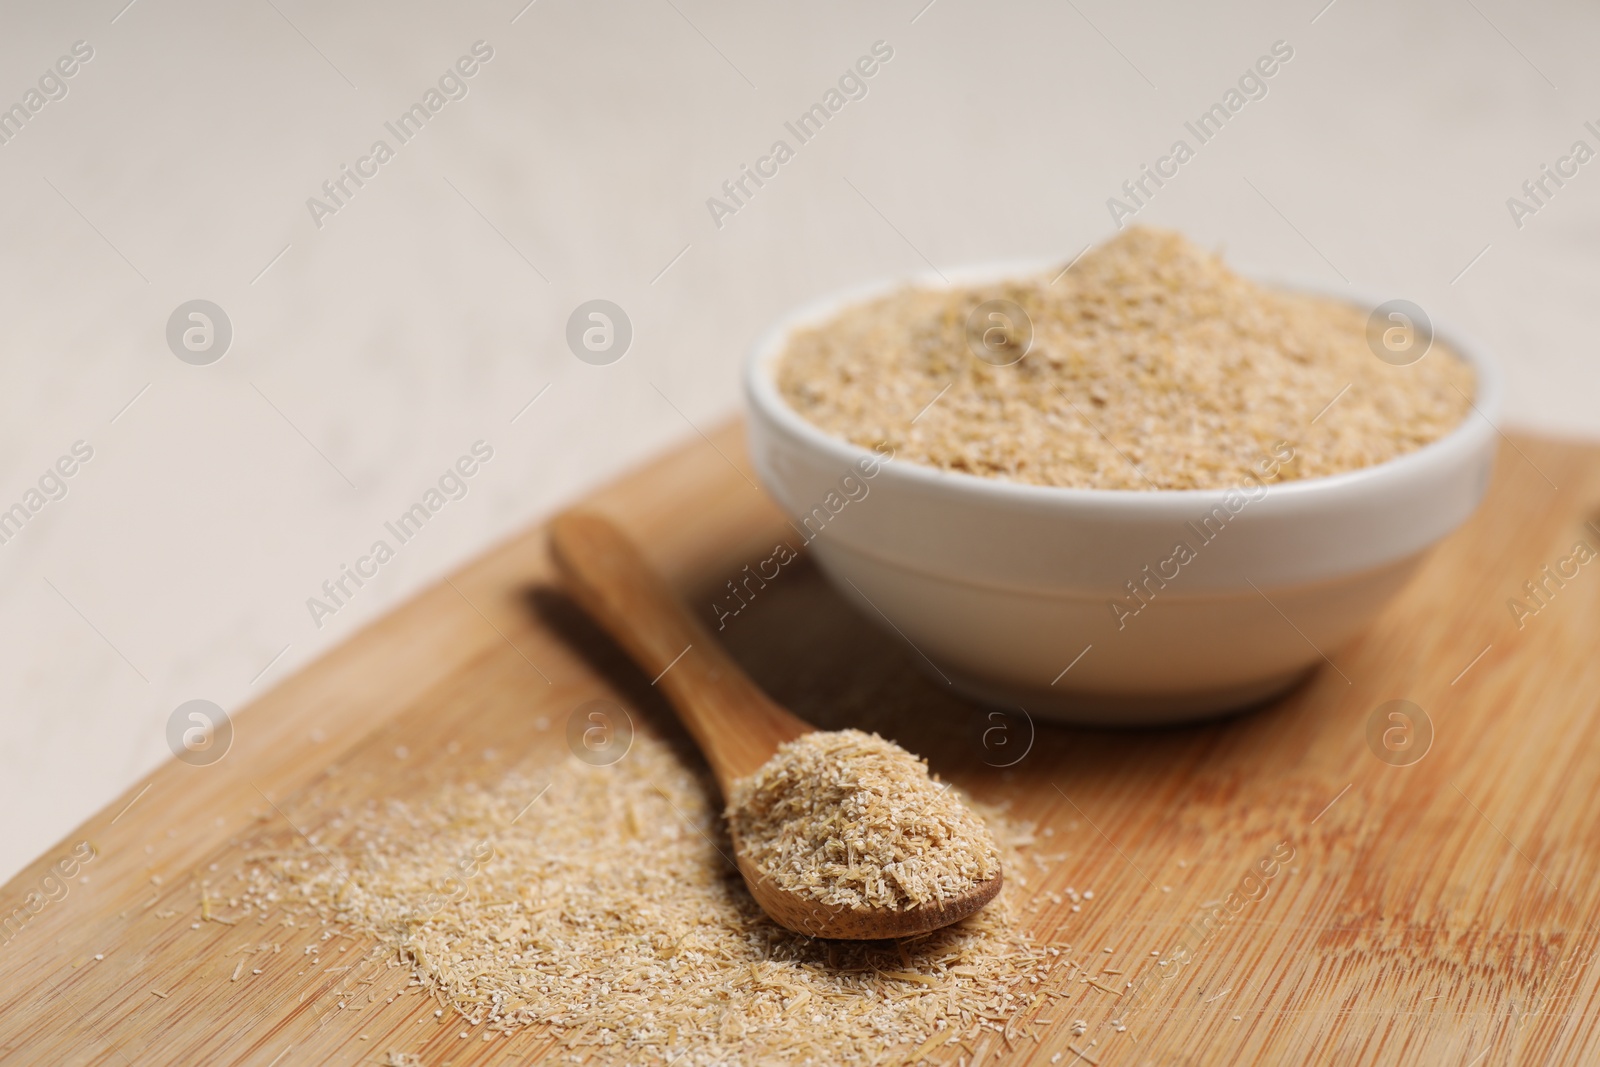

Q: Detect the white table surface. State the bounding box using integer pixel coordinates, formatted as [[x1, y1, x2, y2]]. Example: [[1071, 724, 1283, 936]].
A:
[[2, 0, 1596, 883]]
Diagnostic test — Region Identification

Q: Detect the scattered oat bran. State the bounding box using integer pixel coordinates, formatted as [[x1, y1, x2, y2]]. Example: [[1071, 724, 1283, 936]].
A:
[[726, 729, 1000, 911], [234, 728, 1049, 1065], [777, 226, 1476, 490]]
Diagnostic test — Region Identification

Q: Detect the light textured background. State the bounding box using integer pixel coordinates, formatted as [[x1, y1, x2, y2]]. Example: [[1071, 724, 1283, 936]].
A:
[[1, 0, 1595, 882]]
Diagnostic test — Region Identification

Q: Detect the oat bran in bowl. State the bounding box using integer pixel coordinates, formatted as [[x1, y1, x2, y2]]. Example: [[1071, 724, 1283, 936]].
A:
[[743, 227, 1500, 724]]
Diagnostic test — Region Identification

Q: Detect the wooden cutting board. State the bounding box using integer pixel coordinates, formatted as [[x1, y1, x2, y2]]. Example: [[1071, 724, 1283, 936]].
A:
[[3, 422, 1599, 1066]]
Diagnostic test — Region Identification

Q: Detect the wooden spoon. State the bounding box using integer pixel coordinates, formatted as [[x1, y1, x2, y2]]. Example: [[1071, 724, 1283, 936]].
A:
[[548, 510, 1002, 940]]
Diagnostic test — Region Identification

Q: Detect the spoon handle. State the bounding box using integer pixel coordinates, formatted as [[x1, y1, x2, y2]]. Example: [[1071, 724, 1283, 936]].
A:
[[549, 511, 810, 792]]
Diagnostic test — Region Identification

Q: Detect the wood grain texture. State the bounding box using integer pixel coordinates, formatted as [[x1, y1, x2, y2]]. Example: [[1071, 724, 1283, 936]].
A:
[[2, 423, 1599, 1066]]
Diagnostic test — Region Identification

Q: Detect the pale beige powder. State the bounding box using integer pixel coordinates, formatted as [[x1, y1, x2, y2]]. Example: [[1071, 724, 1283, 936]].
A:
[[726, 729, 1000, 912], [778, 226, 1476, 490], [231, 729, 1049, 1065]]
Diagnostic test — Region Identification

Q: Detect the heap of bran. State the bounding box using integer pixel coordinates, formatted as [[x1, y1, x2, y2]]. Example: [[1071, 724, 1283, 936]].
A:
[[777, 226, 1475, 490], [727, 729, 1001, 912]]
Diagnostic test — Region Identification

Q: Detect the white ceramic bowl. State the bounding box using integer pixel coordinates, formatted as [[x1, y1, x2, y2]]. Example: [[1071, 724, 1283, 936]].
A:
[[743, 263, 1502, 725]]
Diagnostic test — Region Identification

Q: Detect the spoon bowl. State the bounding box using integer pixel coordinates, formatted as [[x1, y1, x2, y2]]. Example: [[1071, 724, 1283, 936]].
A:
[[735, 851, 1004, 940]]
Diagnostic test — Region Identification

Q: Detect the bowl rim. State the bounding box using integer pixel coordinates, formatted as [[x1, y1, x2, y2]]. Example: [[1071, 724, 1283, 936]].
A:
[[743, 257, 1503, 510]]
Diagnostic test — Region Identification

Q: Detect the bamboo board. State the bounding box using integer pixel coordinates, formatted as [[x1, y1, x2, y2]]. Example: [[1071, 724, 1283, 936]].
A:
[[2, 423, 1599, 1066]]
